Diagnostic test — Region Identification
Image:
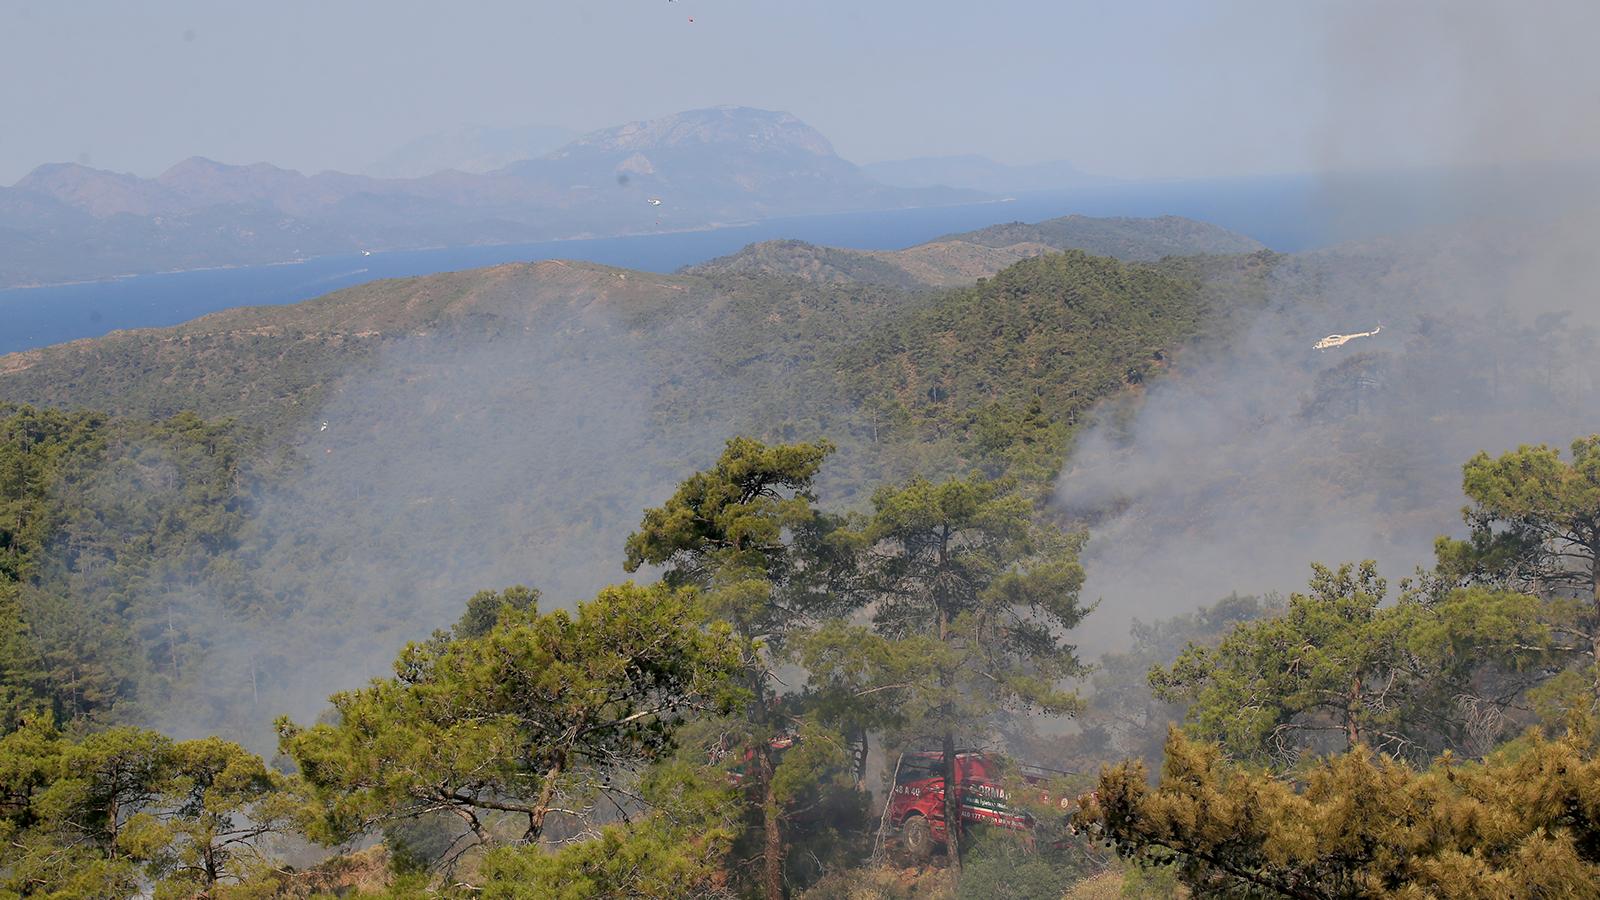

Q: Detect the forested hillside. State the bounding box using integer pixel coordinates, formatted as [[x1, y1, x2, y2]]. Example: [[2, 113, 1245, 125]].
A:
[[942, 214, 1265, 258], [1, 407, 264, 731], [0, 227, 1272, 746], [684, 213, 1264, 287], [6, 209, 1599, 898]]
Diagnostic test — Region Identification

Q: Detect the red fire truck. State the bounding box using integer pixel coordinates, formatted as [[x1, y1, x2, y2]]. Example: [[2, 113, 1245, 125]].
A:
[[886, 750, 1074, 859]]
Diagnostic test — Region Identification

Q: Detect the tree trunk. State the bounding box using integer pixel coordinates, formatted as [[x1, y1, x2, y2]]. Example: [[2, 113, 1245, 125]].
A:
[[204, 843, 220, 891], [526, 758, 564, 842], [759, 742, 784, 900], [1345, 675, 1362, 750], [851, 727, 870, 791], [1590, 550, 1600, 699], [942, 727, 962, 871], [935, 540, 962, 872]]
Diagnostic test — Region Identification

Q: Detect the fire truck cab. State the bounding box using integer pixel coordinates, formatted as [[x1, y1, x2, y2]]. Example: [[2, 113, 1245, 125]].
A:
[[887, 750, 1071, 859]]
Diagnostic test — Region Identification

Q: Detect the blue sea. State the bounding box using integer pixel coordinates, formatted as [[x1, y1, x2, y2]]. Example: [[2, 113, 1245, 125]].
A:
[[0, 171, 1477, 356]]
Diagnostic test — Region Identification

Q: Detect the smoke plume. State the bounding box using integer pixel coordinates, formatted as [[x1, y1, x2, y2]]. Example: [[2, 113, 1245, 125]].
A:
[[1060, 0, 1600, 647]]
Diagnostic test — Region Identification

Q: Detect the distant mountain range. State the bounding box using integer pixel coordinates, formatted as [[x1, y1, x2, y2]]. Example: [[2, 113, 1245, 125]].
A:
[[863, 154, 1115, 194], [0, 107, 976, 288]]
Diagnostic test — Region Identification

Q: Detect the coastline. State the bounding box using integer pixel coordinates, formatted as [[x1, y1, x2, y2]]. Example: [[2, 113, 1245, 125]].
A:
[[0, 196, 1017, 292]]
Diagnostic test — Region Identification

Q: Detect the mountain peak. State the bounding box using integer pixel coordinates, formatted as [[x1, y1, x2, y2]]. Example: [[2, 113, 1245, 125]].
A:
[[16, 161, 113, 183], [552, 107, 835, 159], [160, 155, 230, 175], [14, 162, 173, 217], [15, 161, 144, 192], [157, 157, 301, 184]]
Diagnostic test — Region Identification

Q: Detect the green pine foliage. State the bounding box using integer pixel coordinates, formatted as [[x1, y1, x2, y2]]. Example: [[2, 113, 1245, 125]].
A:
[[1151, 562, 1553, 766], [276, 581, 746, 850], [1081, 724, 1600, 897], [0, 714, 295, 898], [0, 404, 259, 730]]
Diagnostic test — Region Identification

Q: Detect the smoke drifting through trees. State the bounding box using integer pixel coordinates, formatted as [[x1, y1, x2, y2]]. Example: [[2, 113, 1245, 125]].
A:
[[152, 322, 733, 746], [137, 262, 899, 748], [1058, 223, 1600, 648]]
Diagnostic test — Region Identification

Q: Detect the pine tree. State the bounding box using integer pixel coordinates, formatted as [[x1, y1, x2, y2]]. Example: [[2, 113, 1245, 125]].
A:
[[855, 473, 1089, 867], [624, 436, 858, 900]]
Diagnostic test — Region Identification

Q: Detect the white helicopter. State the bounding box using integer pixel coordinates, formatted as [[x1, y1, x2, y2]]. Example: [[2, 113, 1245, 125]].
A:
[[1314, 325, 1382, 351]]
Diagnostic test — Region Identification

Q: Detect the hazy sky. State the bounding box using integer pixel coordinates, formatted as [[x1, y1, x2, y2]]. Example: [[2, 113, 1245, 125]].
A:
[[3, 1, 1596, 184]]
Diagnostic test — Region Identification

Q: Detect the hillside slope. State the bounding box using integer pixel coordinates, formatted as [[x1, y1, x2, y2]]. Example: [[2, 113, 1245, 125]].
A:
[[0, 247, 1271, 741], [684, 214, 1263, 287], [943, 214, 1265, 258]]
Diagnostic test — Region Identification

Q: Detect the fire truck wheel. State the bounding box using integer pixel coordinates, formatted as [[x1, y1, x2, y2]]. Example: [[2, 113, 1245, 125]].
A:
[[901, 815, 934, 861]]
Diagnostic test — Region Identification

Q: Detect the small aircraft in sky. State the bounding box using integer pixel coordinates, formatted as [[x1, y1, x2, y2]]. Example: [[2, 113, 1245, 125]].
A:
[[1314, 325, 1382, 351]]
